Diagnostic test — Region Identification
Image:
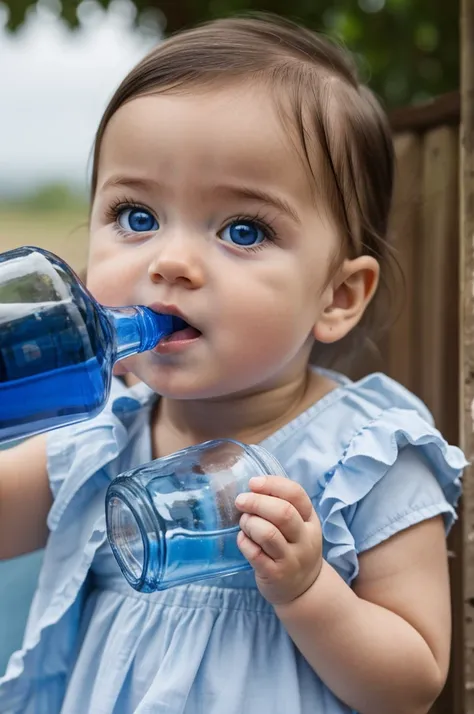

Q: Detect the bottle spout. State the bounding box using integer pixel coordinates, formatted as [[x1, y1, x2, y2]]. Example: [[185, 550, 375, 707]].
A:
[[104, 305, 186, 362]]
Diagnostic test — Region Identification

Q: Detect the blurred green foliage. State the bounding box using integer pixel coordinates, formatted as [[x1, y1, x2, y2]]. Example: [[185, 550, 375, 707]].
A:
[[0, 183, 88, 213], [2, 0, 458, 107]]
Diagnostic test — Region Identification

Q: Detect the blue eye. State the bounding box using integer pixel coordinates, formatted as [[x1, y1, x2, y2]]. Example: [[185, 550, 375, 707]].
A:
[[220, 221, 266, 247], [118, 207, 159, 233]]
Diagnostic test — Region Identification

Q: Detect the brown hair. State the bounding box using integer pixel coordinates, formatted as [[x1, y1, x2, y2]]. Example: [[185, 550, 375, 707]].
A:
[[90, 13, 398, 368]]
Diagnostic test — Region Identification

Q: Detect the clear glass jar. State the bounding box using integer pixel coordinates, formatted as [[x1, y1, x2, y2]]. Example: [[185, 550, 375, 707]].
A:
[[106, 439, 287, 592]]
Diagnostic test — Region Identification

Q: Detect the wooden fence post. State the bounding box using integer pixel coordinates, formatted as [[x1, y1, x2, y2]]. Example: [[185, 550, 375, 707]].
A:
[[460, 0, 474, 711]]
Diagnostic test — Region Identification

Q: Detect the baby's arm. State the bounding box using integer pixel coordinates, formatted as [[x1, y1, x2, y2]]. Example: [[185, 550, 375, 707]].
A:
[[0, 435, 51, 559], [275, 514, 449, 714], [236, 447, 454, 714]]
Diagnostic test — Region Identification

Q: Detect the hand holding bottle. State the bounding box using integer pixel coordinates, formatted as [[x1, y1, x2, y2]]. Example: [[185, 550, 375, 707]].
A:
[[235, 475, 323, 606], [106, 438, 289, 591]]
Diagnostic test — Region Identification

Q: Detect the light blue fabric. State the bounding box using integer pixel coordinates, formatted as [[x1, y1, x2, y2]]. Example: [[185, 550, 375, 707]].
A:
[[0, 370, 466, 714], [0, 551, 43, 675]]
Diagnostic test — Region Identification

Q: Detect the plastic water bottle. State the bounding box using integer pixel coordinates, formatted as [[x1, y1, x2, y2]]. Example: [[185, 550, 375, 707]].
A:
[[0, 246, 186, 443], [106, 438, 287, 592]]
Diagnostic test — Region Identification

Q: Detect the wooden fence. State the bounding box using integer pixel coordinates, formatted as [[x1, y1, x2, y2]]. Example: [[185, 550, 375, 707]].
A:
[[352, 90, 462, 713]]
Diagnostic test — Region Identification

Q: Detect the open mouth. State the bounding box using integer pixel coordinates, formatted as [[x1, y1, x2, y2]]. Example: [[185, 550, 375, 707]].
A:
[[149, 303, 202, 348], [160, 320, 202, 344]]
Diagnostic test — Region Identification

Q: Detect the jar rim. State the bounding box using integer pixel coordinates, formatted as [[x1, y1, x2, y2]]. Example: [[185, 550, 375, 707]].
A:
[[106, 479, 164, 592]]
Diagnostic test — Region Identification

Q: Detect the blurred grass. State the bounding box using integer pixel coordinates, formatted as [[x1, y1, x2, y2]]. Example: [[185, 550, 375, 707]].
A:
[[0, 184, 90, 272], [0, 208, 89, 271]]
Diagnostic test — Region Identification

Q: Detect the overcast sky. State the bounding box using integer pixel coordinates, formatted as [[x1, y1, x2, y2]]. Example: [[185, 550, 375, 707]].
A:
[[0, 0, 158, 197]]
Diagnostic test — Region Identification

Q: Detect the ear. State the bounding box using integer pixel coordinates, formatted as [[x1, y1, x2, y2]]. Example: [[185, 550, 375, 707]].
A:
[[313, 256, 379, 344]]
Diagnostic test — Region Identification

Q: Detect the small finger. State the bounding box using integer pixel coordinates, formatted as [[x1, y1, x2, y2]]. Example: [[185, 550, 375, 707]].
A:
[[239, 513, 287, 560], [248, 476, 313, 522], [235, 492, 303, 543], [236, 530, 275, 571]]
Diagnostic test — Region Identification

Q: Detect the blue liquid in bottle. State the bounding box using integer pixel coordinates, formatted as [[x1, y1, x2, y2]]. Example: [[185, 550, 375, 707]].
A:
[[0, 247, 185, 443]]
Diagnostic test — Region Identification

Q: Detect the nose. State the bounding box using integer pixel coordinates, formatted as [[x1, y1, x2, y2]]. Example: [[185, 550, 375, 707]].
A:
[[148, 233, 205, 288]]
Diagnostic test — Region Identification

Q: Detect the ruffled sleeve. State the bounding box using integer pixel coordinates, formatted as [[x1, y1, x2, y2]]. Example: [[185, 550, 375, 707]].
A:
[[317, 406, 466, 584]]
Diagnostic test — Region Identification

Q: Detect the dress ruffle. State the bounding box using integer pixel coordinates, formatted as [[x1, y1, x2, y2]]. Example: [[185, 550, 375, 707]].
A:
[[317, 404, 465, 583]]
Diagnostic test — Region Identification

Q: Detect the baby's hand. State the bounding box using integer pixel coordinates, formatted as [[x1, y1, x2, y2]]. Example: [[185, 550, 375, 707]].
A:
[[235, 476, 322, 606]]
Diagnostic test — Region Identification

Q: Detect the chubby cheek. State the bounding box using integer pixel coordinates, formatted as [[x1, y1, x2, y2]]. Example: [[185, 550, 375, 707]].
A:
[[216, 271, 317, 368], [86, 273, 134, 307], [86, 240, 138, 307], [221, 312, 307, 378]]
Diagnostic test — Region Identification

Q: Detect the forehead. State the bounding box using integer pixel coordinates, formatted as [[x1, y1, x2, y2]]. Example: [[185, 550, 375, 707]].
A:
[[96, 85, 314, 201]]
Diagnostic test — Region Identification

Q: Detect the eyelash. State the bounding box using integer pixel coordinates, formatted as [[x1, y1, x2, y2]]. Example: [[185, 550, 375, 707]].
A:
[[104, 197, 280, 251], [221, 211, 279, 252], [104, 196, 150, 240]]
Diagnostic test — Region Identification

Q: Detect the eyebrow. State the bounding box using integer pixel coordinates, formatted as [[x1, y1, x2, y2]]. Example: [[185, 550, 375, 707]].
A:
[[99, 176, 301, 224], [216, 186, 301, 224], [99, 176, 163, 193]]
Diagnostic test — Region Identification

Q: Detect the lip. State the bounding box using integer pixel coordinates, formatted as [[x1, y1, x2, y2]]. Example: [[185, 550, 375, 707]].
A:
[[148, 302, 189, 322], [148, 301, 202, 353]]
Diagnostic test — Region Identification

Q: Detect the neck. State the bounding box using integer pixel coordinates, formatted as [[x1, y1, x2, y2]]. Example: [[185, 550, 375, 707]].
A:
[[152, 367, 336, 456]]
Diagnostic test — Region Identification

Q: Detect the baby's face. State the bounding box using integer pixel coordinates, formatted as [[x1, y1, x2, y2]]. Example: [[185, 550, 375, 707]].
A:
[[88, 83, 341, 399]]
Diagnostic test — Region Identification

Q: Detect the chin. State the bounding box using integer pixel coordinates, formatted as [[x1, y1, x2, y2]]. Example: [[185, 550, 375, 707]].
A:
[[132, 371, 210, 400], [139, 371, 243, 402], [128, 353, 282, 401]]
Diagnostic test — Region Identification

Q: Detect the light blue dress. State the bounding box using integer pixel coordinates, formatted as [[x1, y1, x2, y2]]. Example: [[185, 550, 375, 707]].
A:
[[0, 370, 466, 714]]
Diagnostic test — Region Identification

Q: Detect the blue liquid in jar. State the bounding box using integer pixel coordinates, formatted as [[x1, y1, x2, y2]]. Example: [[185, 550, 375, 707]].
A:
[[161, 527, 249, 586], [106, 440, 287, 592]]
